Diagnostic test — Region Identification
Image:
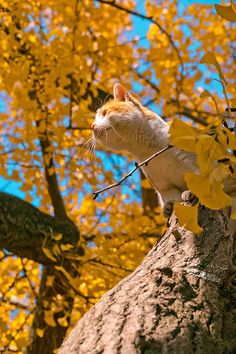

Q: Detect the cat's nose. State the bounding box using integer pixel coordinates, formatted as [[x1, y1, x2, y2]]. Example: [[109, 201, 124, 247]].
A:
[[91, 122, 96, 130]]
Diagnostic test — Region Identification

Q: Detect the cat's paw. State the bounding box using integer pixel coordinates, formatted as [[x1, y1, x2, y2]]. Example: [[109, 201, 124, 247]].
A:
[[163, 200, 175, 218], [181, 190, 197, 202]]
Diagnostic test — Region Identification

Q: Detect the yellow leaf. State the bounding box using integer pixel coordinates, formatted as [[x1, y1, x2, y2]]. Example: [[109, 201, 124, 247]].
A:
[[141, 179, 151, 188], [147, 24, 159, 40], [42, 247, 57, 262], [57, 316, 68, 327], [29, 34, 37, 43], [215, 4, 236, 22], [196, 134, 214, 153], [60, 244, 74, 251], [46, 276, 55, 287], [53, 233, 63, 241], [200, 52, 225, 83], [200, 89, 212, 99], [52, 243, 61, 256], [36, 328, 45, 338], [44, 311, 57, 327], [174, 203, 203, 234], [217, 128, 236, 150], [55, 266, 80, 289], [169, 119, 198, 152], [16, 336, 28, 348], [185, 172, 231, 209], [98, 36, 107, 50]]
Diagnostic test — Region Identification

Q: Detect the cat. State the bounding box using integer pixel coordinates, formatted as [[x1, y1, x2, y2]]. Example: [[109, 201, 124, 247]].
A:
[[91, 83, 236, 220]]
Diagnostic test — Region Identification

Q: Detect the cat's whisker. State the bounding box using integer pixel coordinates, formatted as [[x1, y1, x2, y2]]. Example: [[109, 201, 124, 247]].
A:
[[105, 129, 108, 145], [79, 112, 95, 118], [110, 125, 125, 141], [130, 130, 137, 143], [77, 137, 94, 159], [84, 137, 97, 160]]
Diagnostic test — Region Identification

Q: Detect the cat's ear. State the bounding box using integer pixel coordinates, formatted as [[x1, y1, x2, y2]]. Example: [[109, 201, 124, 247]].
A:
[[113, 83, 142, 109], [113, 83, 130, 102]]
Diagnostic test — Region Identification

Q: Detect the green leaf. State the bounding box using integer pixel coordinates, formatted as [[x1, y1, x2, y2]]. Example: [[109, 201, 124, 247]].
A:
[[215, 4, 236, 23]]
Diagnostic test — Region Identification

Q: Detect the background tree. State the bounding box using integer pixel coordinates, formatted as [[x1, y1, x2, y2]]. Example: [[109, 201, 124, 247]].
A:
[[0, 0, 235, 353]]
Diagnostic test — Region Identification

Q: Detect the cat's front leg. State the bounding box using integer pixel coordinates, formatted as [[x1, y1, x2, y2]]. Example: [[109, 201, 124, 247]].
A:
[[161, 188, 182, 218]]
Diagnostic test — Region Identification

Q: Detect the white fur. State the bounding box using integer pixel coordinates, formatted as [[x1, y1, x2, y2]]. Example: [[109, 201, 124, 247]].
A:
[[92, 86, 236, 227], [93, 105, 198, 206]]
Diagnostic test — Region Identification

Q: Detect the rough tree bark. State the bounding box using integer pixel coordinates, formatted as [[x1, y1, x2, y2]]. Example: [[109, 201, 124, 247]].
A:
[[0, 192, 80, 264], [59, 204, 236, 354], [0, 192, 81, 353]]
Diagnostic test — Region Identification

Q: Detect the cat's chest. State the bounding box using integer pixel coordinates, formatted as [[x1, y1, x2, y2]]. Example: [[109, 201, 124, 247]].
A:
[[140, 151, 196, 191], [142, 156, 174, 190]]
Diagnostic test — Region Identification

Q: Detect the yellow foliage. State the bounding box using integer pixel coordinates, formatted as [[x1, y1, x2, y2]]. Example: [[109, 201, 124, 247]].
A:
[[0, 0, 235, 351]]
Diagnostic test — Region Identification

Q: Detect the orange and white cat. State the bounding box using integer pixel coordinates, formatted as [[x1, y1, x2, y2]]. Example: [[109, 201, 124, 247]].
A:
[[91, 83, 236, 219]]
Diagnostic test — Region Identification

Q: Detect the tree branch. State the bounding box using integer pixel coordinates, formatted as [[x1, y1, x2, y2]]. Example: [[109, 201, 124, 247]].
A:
[[93, 145, 173, 199], [0, 192, 80, 265]]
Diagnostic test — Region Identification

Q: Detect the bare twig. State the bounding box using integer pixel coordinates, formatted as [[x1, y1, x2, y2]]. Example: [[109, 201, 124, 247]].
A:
[[93, 145, 173, 200]]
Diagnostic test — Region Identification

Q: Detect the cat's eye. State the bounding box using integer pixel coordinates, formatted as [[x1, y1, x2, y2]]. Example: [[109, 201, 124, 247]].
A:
[[102, 109, 107, 116]]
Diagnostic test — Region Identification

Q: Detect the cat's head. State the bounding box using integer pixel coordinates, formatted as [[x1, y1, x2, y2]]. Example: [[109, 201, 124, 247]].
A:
[[91, 83, 150, 152]]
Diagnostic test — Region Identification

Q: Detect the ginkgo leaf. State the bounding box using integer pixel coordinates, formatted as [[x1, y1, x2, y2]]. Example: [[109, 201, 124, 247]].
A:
[[60, 244, 74, 251], [42, 247, 57, 262], [55, 266, 80, 289], [46, 276, 55, 287], [185, 172, 231, 209], [217, 128, 236, 150], [29, 34, 37, 43], [57, 316, 68, 327], [44, 311, 57, 327], [200, 52, 226, 83], [174, 202, 203, 234], [36, 328, 45, 338], [215, 4, 236, 22], [169, 119, 199, 152], [53, 233, 63, 241]]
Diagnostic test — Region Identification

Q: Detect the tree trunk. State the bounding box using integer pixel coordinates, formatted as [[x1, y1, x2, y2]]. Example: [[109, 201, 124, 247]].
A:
[[26, 267, 74, 354], [59, 205, 236, 354]]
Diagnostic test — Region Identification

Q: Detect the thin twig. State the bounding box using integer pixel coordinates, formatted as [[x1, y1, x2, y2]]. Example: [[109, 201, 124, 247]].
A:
[[93, 145, 173, 200]]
